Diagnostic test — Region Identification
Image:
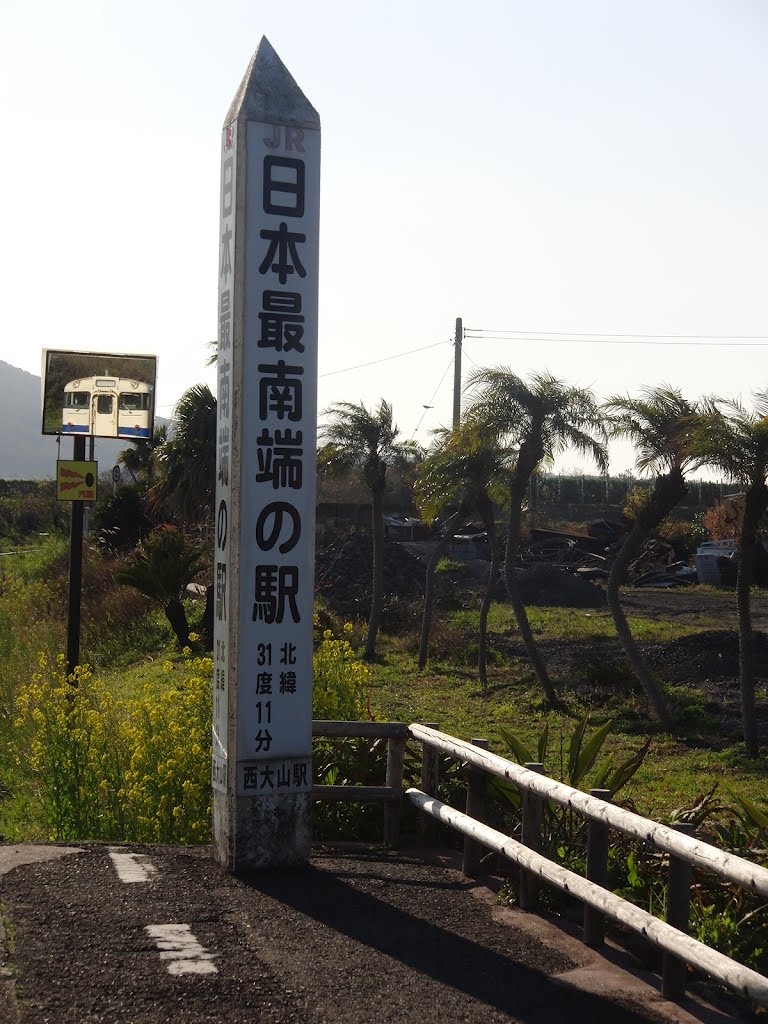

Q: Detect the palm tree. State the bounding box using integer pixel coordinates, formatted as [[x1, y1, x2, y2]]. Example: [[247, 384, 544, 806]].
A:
[[414, 422, 506, 684], [151, 384, 217, 524], [319, 400, 421, 660], [698, 393, 768, 757], [119, 422, 168, 484], [115, 525, 206, 648], [465, 369, 607, 704], [603, 386, 707, 730]]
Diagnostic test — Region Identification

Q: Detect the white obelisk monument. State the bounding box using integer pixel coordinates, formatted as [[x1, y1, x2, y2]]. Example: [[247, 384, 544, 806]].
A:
[[213, 38, 320, 870]]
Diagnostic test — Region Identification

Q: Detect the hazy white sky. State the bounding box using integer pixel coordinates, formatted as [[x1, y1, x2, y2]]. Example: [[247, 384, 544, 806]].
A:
[[1, 0, 767, 473]]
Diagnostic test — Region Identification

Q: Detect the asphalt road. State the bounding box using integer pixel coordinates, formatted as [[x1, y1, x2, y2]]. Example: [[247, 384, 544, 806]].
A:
[[0, 844, 740, 1024]]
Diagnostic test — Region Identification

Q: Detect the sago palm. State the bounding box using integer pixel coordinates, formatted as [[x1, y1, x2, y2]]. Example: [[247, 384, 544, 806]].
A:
[[319, 400, 421, 660], [465, 369, 607, 704], [603, 385, 709, 729], [115, 525, 206, 648]]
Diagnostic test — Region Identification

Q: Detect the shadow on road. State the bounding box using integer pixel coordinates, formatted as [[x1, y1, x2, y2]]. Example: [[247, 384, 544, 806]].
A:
[[244, 855, 661, 1024]]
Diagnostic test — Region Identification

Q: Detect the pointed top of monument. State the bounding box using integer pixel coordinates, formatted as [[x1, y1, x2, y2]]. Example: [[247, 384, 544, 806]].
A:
[[225, 37, 320, 130]]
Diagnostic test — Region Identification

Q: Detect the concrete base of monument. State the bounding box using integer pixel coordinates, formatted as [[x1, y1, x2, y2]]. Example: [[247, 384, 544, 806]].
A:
[[213, 791, 313, 870]]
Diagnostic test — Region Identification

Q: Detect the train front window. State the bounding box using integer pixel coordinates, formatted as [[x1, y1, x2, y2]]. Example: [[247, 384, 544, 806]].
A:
[[119, 393, 150, 412], [64, 392, 89, 409], [96, 396, 113, 415]]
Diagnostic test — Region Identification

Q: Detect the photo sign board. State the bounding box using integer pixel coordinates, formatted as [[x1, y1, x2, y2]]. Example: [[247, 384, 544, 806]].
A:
[[41, 349, 157, 442], [213, 38, 320, 870]]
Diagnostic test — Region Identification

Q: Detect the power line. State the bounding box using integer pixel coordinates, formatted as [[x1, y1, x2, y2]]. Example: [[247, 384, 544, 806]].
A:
[[319, 338, 451, 379], [464, 328, 768, 347], [466, 327, 768, 340], [461, 342, 481, 371], [409, 355, 455, 438]]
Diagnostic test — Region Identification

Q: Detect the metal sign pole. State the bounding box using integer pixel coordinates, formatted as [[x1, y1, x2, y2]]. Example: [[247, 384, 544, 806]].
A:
[[66, 435, 86, 678]]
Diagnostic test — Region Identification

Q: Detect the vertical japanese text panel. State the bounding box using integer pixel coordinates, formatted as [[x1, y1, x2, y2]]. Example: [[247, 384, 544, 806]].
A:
[[212, 118, 238, 793], [239, 120, 320, 765]]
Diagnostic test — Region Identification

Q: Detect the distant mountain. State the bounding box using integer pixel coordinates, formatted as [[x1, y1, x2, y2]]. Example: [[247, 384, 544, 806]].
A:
[[0, 360, 168, 480]]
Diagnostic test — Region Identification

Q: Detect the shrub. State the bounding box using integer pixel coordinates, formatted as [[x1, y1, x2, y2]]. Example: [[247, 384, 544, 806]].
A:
[[313, 621, 368, 721], [115, 526, 206, 648], [14, 622, 370, 843], [120, 653, 212, 843], [0, 481, 68, 545], [703, 502, 739, 542], [15, 650, 212, 843], [14, 654, 132, 841], [93, 485, 155, 552], [657, 518, 707, 560], [623, 485, 653, 522]]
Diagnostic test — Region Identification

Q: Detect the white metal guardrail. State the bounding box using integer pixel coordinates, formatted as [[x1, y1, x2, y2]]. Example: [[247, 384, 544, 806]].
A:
[[311, 720, 768, 1008], [407, 723, 768, 1008], [408, 724, 768, 900], [408, 789, 768, 1006]]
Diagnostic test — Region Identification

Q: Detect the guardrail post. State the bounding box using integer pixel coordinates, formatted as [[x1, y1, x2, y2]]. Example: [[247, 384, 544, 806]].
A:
[[519, 762, 544, 911], [663, 822, 695, 1000], [583, 788, 612, 947], [462, 739, 489, 878], [383, 735, 406, 846], [419, 723, 440, 844]]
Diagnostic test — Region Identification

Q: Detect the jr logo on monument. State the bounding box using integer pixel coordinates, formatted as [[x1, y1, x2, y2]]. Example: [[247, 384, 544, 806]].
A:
[[213, 37, 320, 870]]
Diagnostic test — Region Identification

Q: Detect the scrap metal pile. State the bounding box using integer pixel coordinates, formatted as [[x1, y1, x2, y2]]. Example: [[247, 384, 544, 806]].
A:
[[522, 522, 695, 588]]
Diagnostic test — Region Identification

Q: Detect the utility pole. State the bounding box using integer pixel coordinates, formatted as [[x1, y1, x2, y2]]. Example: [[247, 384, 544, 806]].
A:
[[453, 317, 462, 428]]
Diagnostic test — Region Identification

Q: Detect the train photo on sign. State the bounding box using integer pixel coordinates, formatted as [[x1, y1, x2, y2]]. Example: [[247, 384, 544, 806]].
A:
[[61, 376, 153, 440], [41, 350, 158, 441]]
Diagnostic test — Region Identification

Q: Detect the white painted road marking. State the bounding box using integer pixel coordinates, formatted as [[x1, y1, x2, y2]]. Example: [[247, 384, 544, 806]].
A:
[[108, 849, 158, 883], [145, 924, 218, 976]]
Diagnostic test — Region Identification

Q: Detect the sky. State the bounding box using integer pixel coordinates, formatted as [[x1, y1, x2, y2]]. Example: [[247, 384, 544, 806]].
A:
[[1, 0, 767, 475]]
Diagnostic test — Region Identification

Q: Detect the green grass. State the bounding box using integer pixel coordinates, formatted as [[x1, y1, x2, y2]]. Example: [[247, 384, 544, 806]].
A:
[[362, 605, 767, 822], [482, 603, 721, 641], [1, 538, 766, 836]]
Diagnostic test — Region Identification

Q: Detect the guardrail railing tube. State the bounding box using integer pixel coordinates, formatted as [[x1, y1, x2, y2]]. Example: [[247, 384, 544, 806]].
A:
[[520, 762, 545, 911], [583, 788, 612, 947], [462, 739, 490, 878], [405, 723, 768, 901], [405, 786, 768, 1009]]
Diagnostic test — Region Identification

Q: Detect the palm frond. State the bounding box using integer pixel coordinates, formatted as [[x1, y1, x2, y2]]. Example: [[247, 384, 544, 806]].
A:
[[699, 393, 768, 486], [319, 399, 419, 490], [463, 368, 606, 476], [603, 384, 708, 475]]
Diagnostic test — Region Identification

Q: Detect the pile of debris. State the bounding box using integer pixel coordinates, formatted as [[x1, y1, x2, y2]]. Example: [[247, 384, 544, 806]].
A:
[[514, 563, 607, 609], [523, 521, 698, 588], [623, 538, 694, 588], [315, 528, 426, 618]]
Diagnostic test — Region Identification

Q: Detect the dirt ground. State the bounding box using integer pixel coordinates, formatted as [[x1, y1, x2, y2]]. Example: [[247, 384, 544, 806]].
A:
[[487, 584, 768, 748], [618, 587, 768, 631]]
